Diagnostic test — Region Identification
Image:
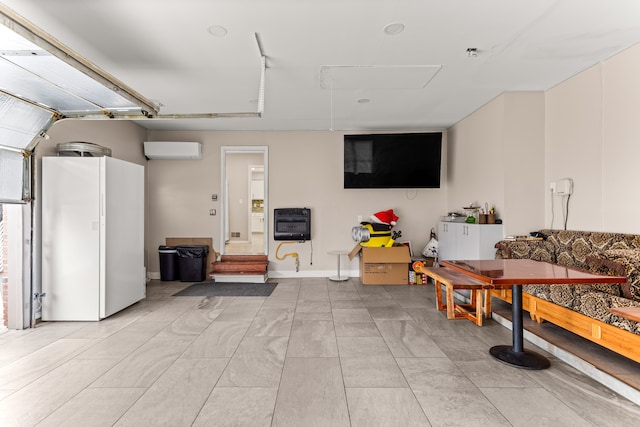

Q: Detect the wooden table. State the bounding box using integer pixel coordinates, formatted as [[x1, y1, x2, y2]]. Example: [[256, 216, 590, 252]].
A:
[[440, 259, 627, 370]]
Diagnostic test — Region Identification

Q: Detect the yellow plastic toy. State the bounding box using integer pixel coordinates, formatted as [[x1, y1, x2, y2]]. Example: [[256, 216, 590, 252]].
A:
[[352, 222, 402, 247]]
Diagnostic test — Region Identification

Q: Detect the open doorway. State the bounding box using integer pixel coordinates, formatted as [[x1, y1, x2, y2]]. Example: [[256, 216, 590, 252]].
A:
[[220, 146, 268, 255]]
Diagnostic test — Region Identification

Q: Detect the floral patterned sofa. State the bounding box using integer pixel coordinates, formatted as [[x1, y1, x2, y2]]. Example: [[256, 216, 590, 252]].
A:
[[492, 229, 640, 363]]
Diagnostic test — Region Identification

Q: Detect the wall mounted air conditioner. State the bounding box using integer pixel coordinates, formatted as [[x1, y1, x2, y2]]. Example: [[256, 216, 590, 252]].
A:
[[143, 141, 202, 160]]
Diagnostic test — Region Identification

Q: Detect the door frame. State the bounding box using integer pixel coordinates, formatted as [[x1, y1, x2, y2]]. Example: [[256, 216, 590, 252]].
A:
[[220, 146, 268, 255]]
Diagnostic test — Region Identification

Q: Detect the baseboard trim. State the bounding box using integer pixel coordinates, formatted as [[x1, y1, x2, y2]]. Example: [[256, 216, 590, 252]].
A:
[[267, 269, 358, 279], [147, 269, 358, 280]]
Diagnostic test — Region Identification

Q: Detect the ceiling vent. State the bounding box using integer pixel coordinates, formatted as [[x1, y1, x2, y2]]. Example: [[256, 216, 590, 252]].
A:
[[320, 65, 442, 90], [143, 141, 202, 160], [57, 142, 112, 157]]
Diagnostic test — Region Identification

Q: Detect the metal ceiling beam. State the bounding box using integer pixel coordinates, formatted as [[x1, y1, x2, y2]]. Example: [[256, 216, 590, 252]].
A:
[[70, 112, 261, 121], [255, 33, 266, 115]]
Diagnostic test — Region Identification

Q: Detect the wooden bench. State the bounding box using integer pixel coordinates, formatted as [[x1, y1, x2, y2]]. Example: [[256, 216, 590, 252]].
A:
[[424, 267, 495, 326]]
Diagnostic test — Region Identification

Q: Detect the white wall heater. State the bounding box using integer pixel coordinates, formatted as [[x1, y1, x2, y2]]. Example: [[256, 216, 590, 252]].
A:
[[143, 141, 203, 160]]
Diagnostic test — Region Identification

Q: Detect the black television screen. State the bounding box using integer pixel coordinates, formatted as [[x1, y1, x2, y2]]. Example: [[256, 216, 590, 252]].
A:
[[344, 132, 442, 189]]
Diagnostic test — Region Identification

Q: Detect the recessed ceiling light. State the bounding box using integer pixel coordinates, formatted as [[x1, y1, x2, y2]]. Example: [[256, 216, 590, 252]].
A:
[[384, 23, 405, 36], [207, 25, 228, 37], [357, 98, 371, 104]]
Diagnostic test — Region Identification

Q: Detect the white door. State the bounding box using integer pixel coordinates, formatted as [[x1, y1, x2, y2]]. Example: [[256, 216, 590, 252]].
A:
[[437, 222, 457, 261], [456, 224, 480, 260], [102, 157, 145, 318], [42, 157, 101, 321]]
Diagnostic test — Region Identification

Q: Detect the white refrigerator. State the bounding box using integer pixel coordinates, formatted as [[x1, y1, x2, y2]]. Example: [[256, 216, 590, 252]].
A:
[[42, 156, 145, 321]]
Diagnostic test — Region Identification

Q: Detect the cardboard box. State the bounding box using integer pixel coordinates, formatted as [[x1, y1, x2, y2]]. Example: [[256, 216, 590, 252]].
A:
[[348, 244, 411, 285], [423, 257, 435, 267]]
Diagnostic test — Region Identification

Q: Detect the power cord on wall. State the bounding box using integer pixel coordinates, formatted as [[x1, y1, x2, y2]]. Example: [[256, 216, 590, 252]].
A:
[[563, 194, 571, 230], [550, 188, 555, 229], [550, 187, 572, 230]]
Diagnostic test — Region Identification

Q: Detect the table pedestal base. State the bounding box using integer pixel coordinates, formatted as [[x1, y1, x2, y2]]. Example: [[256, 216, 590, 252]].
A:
[[328, 250, 349, 282], [490, 345, 550, 370]]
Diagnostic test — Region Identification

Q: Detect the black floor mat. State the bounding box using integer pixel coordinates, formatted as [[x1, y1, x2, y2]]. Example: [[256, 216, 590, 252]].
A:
[[172, 281, 277, 297]]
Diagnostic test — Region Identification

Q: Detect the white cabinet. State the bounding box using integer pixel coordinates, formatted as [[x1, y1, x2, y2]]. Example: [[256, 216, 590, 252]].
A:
[[42, 156, 145, 321], [437, 222, 457, 261], [437, 222, 503, 261], [251, 180, 264, 199], [252, 213, 264, 233]]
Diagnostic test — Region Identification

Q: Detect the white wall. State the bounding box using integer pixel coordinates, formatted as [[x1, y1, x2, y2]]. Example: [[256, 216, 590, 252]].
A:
[[545, 66, 604, 231], [503, 93, 546, 234], [545, 43, 640, 233], [37, 119, 148, 164], [146, 130, 448, 275], [447, 92, 545, 236], [602, 45, 640, 233], [449, 43, 640, 236]]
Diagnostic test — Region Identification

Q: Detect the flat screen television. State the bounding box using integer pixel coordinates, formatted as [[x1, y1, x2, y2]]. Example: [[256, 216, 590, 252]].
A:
[[344, 132, 442, 189]]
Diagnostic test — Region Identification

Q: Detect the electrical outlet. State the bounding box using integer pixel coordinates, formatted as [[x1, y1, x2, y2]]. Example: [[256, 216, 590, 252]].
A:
[[554, 178, 573, 195], [550, 182, 556, 193], [357, 215, 363, 223]]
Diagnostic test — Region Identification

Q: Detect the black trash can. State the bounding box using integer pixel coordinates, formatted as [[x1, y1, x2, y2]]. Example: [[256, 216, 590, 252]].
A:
[[176, 245, 209, 282], [158, 245, 178, 281]]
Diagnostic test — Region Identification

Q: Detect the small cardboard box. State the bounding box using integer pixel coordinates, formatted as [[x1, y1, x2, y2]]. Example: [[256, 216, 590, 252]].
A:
[[348, 244, 411, 285]]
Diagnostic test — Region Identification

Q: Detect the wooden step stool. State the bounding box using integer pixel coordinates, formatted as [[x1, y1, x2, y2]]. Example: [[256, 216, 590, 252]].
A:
[[424, 267, 495, 326]]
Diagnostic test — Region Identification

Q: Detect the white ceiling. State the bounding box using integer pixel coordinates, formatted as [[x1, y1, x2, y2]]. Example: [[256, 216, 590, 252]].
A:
[[3, 0, 640, 132]]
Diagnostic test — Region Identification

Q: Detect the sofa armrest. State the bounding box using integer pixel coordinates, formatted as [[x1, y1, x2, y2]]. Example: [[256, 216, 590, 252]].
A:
[[586, 249, 640, 300]]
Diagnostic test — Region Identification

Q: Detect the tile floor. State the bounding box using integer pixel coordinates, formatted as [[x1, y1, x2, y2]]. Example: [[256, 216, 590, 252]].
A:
[[225, 232, 264, 255], [1, 277, 639, 426]]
